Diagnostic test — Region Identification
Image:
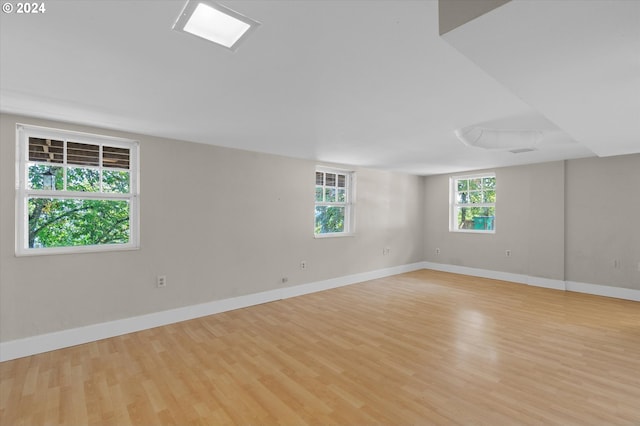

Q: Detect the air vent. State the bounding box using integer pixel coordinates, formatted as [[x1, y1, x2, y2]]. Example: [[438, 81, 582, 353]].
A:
[[509, 148, 537, 154]]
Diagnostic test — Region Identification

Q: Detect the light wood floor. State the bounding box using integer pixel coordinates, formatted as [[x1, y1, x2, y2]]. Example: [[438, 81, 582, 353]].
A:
[[2, 269, 639, 425]]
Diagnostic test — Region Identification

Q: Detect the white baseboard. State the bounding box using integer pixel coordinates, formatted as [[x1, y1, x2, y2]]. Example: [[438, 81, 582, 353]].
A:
[[566, 281, 640, 302], [422, 262, 566, 290], [0, 262, 425, 362], [3, 262, 637, 362], [424, 261, 639, 300]]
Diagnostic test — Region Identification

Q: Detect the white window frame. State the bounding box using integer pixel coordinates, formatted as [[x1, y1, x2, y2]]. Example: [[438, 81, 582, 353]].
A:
[[449, 172, 496, 234], [314, 166, 355, 238], [15, 124, 140, 256]]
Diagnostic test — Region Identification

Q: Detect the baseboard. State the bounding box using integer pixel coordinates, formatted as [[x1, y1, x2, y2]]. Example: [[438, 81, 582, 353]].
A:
[[423, 261, 530, 285], [566, 281, 640, 302], [0, 262, 425, 362], [3, 262, 636, 362], [424, 261, 639, 300]]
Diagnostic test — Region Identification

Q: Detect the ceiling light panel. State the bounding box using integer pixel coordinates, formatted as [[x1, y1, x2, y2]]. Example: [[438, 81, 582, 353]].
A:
[[173, 1, 260, 51]]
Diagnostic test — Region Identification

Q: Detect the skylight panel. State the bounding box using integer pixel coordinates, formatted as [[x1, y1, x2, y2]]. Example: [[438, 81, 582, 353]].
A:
[[173, 1, 260, 52]]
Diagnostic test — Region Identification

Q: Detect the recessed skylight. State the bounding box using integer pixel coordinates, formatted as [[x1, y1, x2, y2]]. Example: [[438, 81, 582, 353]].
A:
[[454, 127, 543, 151], [173, 1, 260, 51]]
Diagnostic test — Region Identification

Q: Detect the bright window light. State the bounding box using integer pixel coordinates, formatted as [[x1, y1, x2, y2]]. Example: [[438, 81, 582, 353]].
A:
[[173, 1, 260, 51], [185, 3, 249, 48]]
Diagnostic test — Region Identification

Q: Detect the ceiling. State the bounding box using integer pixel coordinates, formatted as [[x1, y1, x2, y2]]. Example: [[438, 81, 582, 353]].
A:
[[1, 0, 638, 175]]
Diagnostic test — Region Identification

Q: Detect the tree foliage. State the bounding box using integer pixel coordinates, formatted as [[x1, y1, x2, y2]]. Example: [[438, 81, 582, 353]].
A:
[[315, 206, 345, 234], [28, 166, 130, 248]]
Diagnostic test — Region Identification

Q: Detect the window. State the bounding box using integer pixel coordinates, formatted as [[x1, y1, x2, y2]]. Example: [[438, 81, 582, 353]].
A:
[[314, 168, 354, 237], [450, 173, 496, 232], [16, 124, 139, 255]]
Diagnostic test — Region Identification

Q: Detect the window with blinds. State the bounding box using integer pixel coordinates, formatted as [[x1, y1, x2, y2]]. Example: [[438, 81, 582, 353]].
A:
[[16, 124, 139, 255], [314, 167, 355, 236]]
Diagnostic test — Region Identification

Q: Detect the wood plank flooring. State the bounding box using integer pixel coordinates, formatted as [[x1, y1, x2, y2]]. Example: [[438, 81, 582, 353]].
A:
[[2, 269, 639, 425]]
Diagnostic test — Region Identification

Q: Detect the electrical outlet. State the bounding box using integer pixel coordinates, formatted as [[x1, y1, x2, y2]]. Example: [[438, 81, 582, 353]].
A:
[[281, 277, 289, 284], [300, 261, 308, 270], [435, 248, 440, 255], [505, 250, 511, 257], [156, 275, 167, 288], [383, 247, 391, 256], [613, 259, 620, 269]]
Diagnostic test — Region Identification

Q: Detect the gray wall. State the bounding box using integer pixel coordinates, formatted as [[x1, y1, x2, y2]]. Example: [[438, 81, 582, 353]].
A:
[[565, 155, 640, 289], [424, 161, 565, 280], [424, 156, 640, 290], [0, 113, 424, 341], [1, 111, 638, 343]]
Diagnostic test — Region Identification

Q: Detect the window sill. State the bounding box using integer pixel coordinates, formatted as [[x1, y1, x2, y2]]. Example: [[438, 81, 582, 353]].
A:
[[15, 244, 140, 257], [450, 229, 496, 234], [314, 232, 355, 239]]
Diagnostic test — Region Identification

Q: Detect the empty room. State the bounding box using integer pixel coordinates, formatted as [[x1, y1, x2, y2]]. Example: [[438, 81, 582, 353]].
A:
[[1, 0, 639, 424]]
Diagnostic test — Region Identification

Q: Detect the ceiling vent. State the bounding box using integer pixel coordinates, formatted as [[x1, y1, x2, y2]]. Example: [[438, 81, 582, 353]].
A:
[[455, 127, 543, 151], [509, 148, 537, 154]]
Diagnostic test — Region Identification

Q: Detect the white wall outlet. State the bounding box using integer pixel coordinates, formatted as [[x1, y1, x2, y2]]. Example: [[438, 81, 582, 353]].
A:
[[383, 247, 391, 256], [281, 277, 289, 284], [613, 259, 620, 269], [156, 275, 167, 288], [300, 261, 308, 270], [435, 248, 441, 255], [505, 249, 512, 257]]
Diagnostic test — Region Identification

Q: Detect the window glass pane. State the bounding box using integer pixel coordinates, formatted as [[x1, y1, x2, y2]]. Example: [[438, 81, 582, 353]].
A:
[[456, 191, 469, 204], [457, 206, 495, 230], [469, 178, 481, 190], [28, 198, 130, 248], [28, 164, 63, 190], [315, 171, 324, 186], [103, 170, 130, 193], [67, 167, 100, 192], [457, 207, 495, 231], [457, 207, 474, 229], [472, 207, 495, 230], [484, 190, 496, 203], [28, 138, 64, 163], [315, 206, 345, 234], [483, 177, 496, 189], [67, 142, 99, 167], [102, 146, 130, 170], [469, 191, 482, 203], [315, 186, 323, 202], [457, 179, 468, 191], [325, 173, 336, 187], [337, 188, 346, 202], [325, 187, 336, 202], [337, 174, 346, 188]]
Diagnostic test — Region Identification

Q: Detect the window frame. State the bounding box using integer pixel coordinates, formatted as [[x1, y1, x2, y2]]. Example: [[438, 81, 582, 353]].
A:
[[314, 166, 356, 238], [15, 124, 140, 256], [449, 172, 496, 234]]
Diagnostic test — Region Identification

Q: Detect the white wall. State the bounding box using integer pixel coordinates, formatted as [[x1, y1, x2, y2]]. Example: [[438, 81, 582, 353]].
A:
[[0, 113, 424, 341]]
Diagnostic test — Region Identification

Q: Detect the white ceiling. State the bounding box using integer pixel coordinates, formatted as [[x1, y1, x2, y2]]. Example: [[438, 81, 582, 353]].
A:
[[1, 0, 637, 175]]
